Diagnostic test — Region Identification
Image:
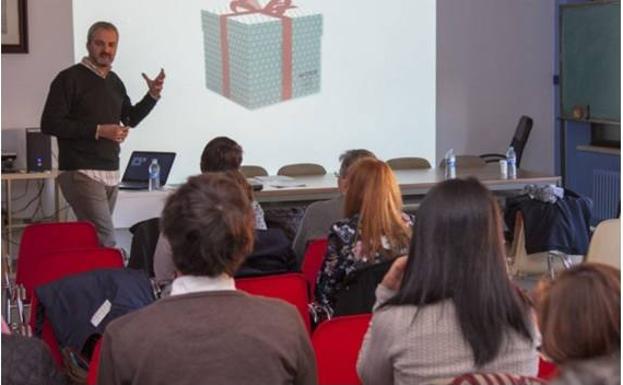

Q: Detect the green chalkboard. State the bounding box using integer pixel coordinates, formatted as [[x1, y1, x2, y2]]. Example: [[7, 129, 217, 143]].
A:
[[561, 2, 620, 123]]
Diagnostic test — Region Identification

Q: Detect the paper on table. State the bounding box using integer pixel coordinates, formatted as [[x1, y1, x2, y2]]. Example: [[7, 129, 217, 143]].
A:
[[254, 175, 307, 188], [270, 180, 307, 188]]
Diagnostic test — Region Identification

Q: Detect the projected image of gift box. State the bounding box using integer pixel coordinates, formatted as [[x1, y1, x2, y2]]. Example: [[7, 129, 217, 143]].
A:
[[202, 1, 322, 110]]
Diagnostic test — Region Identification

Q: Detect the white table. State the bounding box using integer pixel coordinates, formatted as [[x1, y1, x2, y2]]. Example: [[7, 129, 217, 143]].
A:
[[113, 165, 561, 229]]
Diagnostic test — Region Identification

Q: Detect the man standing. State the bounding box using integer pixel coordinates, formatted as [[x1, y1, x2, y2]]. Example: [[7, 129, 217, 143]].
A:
[[41, 21, 165, 247]]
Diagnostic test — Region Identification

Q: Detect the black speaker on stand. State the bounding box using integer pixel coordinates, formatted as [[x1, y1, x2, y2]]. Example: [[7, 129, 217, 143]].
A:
[[26, 129, 52, 172]]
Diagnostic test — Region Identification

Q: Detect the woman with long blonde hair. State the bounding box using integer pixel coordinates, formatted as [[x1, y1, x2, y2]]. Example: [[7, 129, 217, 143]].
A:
[[311, 158, 413, 320]]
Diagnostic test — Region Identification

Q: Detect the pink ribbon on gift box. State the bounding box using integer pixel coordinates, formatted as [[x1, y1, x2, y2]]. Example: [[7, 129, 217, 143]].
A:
[[219, 0, 296, 101]]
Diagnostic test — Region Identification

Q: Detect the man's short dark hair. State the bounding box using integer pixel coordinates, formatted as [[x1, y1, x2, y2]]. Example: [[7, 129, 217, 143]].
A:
[[87, 21, 118, 44], [161, 172, 254, 277], [338, 149, 376, 178], [200, 137, 243, 173]]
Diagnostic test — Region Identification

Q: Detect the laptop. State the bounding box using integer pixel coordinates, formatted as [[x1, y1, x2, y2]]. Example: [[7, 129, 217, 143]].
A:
[[118, 151, 176, 190]]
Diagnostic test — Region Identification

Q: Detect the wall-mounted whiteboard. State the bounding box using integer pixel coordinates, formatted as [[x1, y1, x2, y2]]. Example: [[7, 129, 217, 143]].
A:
[[73, 0, 436, 183]]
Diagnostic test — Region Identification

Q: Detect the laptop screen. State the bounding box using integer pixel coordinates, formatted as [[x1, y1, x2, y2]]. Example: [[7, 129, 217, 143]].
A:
[[122, 151, 176, 185]]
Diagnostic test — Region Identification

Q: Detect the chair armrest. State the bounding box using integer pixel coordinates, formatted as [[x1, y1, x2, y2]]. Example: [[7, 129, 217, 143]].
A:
[[479, 153, 506, 163]]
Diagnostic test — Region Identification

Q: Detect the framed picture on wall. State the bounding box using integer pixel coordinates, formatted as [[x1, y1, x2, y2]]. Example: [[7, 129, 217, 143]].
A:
[[2, 0, 28, 53]]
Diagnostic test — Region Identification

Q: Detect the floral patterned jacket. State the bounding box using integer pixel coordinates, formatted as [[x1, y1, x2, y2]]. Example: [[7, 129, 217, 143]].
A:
[[311, 212, 414, 320]]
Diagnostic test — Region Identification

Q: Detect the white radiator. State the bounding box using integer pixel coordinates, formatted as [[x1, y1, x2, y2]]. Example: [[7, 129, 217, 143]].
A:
[[592, 170, 620, 222]]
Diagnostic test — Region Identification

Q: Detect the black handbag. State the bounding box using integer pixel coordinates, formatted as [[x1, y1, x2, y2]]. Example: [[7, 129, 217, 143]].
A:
[[333, 259, 393, 317]]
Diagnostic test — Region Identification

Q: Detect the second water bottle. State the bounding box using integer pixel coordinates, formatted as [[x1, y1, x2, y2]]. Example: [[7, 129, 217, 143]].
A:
[[148, 158, 161, 191]]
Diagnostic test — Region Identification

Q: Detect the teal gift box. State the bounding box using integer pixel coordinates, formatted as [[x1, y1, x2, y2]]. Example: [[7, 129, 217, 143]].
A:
[[202, 4, 322, 109]]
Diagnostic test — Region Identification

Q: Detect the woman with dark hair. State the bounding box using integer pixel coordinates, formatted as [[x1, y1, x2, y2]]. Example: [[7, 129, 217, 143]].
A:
[[536, 263, 620, 385], [357, 178, 538, 384], [199, 136, 243, 172], [311, 158, 413, 320], [198, 136, 267, 230]]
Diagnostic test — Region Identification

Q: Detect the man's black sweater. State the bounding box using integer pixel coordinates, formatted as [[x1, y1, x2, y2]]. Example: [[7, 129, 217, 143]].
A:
[[41, 64, 157, 171]]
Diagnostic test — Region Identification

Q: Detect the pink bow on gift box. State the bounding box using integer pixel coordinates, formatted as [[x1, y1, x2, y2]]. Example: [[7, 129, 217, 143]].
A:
[[230, 0, 295, 15], [219, 0, 297, 101]]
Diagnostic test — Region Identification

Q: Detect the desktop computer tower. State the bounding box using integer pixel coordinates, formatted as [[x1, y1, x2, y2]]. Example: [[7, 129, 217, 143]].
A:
[[26, 129, 52, 172]]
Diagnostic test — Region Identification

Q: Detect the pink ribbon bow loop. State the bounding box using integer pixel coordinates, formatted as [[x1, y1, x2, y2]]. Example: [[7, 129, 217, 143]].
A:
[[263, 0, 296, 15], [230, 0, 295, 15], [230, 0, 262, 13]]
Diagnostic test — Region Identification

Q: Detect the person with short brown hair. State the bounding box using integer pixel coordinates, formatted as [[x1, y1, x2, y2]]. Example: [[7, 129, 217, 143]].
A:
[[164, 171, 255, 277], [199, 136, 243, 172], [98, 173, 316, 385], [292, 149, 376, 264], [536, 263, 620, 385]]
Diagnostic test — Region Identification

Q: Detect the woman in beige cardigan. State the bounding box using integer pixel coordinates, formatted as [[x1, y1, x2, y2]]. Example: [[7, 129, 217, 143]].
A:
[[357, 178, 539, 385]]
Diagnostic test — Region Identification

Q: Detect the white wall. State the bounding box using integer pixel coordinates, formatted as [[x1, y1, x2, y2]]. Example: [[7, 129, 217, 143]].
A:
[[2, 0, 74, 131], [436, 0, 556, 173], [1, 0, 74, 230]]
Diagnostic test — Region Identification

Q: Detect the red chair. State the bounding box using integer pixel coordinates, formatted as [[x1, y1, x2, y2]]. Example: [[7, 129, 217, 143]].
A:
[[87, 338, 103, 385], [312, 313, 372, 385], [537, 356, 559, 380], [301, 238, 328, 298], [16, 222, 100, 298], [236, 273, 311, 333], [28, 248, 124, 366]]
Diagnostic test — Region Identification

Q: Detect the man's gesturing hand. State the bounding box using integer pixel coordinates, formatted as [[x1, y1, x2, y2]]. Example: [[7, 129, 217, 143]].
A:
[[142, 68, 166, 99]]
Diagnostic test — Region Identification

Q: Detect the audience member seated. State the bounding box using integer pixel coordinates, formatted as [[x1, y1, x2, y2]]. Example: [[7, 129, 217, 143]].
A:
[[310, 158, 413, 321], [153, 136, 270, 286], [98, 173, 316, 385], [357, 178, 539, 384], [196, 136, 268, 230], [292, 149, 375, 265], [2, 334, 68, 385], [536, 263, 620, 385], [154, 170, 295, 287], [292, 149, 376, 265]]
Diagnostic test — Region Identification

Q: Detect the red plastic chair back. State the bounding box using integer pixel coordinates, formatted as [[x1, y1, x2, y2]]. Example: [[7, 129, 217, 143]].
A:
[[312, 313, 372, 385], [87, 338, 103, 385], [301, 238, 328, 298], [537, 356, 559, 380], [28, 248, 124, 366], [236, 273, 311, 333], [16, 222, 100, 297]]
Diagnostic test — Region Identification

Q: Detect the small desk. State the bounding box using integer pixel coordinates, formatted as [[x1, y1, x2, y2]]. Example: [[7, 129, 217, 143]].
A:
[[1, 170, 60, 256], [113, 165, 561, 228]]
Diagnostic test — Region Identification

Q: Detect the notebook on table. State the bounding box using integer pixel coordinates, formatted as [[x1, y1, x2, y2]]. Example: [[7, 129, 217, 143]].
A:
[[118, 151, 176, 190]]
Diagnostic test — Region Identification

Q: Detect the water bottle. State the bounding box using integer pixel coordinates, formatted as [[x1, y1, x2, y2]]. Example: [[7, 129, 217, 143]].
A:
[[506, 146, 517, 179], [444, 149, 456, 179], [148, 158, 161, 191]]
